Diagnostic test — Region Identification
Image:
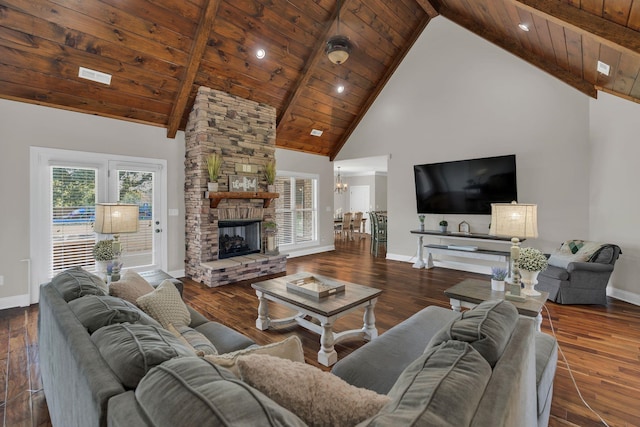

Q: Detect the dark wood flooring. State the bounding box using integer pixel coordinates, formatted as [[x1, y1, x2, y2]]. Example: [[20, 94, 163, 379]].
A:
[[1, 236, 639, 426]]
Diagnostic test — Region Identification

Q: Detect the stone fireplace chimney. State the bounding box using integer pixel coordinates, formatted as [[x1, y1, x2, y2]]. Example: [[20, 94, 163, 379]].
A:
[[184, 87, 286, 287]]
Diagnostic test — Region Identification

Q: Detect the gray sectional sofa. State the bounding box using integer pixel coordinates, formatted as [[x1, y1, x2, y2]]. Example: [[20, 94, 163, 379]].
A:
[[38, 268, 557, 427]]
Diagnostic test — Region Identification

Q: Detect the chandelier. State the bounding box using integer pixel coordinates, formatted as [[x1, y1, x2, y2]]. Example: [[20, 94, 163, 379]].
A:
[[335, 167, 348, 194]]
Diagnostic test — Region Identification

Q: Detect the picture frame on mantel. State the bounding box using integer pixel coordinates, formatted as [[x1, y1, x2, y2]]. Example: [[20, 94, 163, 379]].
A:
[[229, 175, 258, 192], [458, 221, 470, 234]]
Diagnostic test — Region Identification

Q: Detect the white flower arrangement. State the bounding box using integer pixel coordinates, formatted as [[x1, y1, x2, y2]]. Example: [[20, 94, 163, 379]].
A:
[[517, 247, 548, 272], [93, 239, 114, 261]]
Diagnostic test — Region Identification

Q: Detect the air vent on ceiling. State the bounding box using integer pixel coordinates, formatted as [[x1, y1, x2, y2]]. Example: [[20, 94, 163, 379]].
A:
[[78, 67, 112, 85], [310, 129, 323, 137], [596, 61, 610, 76]]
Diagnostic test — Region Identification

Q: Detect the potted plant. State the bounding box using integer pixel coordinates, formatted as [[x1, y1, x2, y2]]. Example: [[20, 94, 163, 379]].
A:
[[93, 239, 114, 279], [490, 267, 508, 291], [517, 247, 549, 296], [418, 214, 425, 231], [439, 220, 448, 233], [206, 153, 222, 192], [264, 160, 276, 192]]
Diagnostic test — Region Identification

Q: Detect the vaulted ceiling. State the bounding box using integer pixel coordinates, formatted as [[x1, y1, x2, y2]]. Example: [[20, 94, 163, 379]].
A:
[[1, 0, 639, 159]]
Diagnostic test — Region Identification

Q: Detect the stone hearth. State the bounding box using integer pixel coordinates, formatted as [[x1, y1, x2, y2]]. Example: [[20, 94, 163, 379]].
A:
[[184, 87, 286, 287]]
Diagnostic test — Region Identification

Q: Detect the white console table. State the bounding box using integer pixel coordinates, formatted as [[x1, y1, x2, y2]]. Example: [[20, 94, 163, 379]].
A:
[[410, 230, 517, 271]]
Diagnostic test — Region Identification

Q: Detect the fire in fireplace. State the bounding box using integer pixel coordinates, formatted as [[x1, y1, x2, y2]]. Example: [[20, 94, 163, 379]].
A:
[[218, 219, 261, 259]]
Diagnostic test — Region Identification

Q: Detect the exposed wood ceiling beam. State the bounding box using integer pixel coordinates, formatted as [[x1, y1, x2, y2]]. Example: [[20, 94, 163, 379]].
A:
[[440, 7, 598, 99], [414, 0, 440, 17], [275, 1, 345, 131], [329, 13, 435, 160], [511, 0, 640, 56], [166, 0, 221, 138]]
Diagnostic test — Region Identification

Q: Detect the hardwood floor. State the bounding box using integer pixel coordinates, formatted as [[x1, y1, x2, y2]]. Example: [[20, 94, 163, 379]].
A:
[[1, 236, 639, 426]]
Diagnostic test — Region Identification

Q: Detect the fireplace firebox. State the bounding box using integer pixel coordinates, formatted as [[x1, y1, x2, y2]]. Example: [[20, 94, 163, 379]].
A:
[[218, 220, 261, 259]]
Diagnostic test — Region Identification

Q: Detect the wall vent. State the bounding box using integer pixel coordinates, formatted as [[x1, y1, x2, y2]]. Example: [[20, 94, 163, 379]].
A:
[[310, 129, 323, 137], [78, 67, 112, 85]]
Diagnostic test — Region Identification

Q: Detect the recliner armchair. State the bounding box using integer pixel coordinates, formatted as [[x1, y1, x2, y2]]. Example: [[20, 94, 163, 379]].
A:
[[535, 242, 621, 305]]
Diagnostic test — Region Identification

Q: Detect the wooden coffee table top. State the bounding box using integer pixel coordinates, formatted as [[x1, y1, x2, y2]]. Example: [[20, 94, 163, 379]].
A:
[[252, 272, 382, 317], [444, 278, 549, 318]]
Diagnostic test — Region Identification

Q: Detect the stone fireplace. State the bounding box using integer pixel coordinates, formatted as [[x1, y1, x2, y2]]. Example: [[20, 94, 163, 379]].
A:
[[184, 87, 286, 287]]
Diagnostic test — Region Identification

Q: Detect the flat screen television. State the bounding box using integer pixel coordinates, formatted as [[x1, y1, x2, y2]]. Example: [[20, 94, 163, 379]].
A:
[[414, 155, 517, 215]]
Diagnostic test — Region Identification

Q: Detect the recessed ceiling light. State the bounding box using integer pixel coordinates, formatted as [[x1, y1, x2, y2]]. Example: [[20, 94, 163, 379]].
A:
[[597, 61, 610, 76], [78, 67, 112, 85], [337, 85, 345, 94], [310, 129, 323, 137], [256, 49, 266, 59], [518, 23, 530, 32]]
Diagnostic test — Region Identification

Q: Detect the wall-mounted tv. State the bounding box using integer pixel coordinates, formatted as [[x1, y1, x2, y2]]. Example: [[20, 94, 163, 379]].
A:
[[414, 155, 517, 215]]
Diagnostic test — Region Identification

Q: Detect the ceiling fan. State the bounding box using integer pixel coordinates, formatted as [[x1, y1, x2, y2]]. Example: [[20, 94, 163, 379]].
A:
[[325, 0, 353, 65]]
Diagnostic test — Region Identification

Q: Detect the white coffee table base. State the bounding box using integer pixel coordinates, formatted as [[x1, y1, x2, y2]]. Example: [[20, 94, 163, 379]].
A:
[[255, 290, 378, 366], [449, 297, 543, 332]]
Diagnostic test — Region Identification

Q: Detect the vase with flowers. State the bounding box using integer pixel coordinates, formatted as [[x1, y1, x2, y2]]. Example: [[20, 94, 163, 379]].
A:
[[490, 267, 508, 291], [517, 247, 548, 296], [93, 239, 114, 281]]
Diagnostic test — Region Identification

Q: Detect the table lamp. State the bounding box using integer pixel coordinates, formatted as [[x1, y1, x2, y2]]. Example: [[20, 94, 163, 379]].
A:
[[489, 202, 538, 298], [94, 203, 139, 278]]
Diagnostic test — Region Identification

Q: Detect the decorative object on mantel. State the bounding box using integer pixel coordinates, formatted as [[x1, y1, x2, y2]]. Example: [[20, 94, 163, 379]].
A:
[[458, 221, 470, 234], [264, 160, 276, 192], [439, 220, 448, 233], [229, 175, 258, 192], [489, 202, 538, 299], [418, 214, 425, 231], [263, 221, 279, 255], [206, 153, 222, 192], [490, 267, 508, 292], [334, 167, 347, 194], [517, 247, 548, 296]]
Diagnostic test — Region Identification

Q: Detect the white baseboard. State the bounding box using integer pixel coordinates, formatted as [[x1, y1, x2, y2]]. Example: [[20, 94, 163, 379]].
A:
[[284, 245, 335, 259], [168, 269, 186, 279], [0, 294, 31, 310], [386, 253, 492, 275], [607, 287, 640, 306]]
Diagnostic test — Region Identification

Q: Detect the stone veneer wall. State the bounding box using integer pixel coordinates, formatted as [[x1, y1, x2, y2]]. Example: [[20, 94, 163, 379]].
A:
[[184, 87, 286, 286]]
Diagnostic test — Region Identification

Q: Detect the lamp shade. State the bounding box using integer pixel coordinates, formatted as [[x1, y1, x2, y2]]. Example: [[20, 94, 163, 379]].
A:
[[94, 203, 139, 234], [489, 202, 538, 239]]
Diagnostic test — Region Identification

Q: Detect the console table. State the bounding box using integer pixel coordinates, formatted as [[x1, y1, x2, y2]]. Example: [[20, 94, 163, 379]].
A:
[[410, 229, 518, 271]]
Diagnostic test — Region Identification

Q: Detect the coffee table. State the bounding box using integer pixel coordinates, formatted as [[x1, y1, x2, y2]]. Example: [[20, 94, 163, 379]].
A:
[[251, 273, 383, 366], [444, 278, 549, 331]]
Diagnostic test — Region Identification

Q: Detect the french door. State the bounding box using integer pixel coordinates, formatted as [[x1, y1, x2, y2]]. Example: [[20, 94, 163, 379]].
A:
[[30, 148, 166, 302]]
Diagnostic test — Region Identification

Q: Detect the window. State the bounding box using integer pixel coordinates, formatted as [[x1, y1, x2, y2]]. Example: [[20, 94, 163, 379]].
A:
[[275, 174, 318, 247]]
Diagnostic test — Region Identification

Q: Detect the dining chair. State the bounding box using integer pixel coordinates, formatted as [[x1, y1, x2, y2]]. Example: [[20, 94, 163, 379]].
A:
[[352, 212, 364, 240], [371, 211, 387, 256], [340, 212, 353, 240]]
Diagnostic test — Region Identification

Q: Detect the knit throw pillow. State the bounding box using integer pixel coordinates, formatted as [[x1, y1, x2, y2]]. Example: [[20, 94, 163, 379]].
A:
[[136, 280, 191, 328], [109, 270, 155, 306]]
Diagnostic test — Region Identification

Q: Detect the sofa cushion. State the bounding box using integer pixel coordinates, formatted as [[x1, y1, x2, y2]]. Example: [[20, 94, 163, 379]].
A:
[[360, 340, 492, 427], [237, 354, 390, 427], [135, 357, 307, 427], [91, 323, 195, 389], [539, 265, 570, 281], [589, 245, 616, 264], [194, 321, 257, 354], [535, 333, 558, 417], [426, 300, 518, 367], [68, 295, 160, 333], [109, 270, 154, 305], [204, 335, 304, 377], [136, 280, 190, 328], [167, 323, 218, 356], [51, 267, 107, 302]]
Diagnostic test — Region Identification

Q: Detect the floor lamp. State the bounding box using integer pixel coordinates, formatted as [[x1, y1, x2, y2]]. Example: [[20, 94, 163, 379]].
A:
[[94, 203, 139, 280], [489, 202, 538, 299]]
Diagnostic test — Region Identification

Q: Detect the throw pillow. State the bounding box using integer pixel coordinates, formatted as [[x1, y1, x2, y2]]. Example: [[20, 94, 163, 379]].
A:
[[50, 266, 107, 302], [109, 270, 155, 305], [91, 323, 195, 389], [68, 295, 160, 333], [136, 280, 191, 328], [425, 299, 518, 367], [548, 240, 606, 268], [237, 354, 391, 427], [360, 340, 492, 427], [167, 323, 218, 356], [135, 357, 306, 426], [204, 335, 304, 377]]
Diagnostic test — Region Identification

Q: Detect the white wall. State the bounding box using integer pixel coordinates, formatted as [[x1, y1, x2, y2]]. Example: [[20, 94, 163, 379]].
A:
[[589, 92, 640, 304], [339, 18, 591, 265], [275, 149, 335, 256], [0, 99, 186, 306]]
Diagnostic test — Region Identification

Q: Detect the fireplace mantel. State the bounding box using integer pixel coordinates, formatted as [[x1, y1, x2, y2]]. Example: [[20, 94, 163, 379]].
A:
[[205, 191, 279, 208]]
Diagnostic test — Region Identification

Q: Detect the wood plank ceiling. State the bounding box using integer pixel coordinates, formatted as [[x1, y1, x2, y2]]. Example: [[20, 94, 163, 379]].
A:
[[0, 1, 639, 159]]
